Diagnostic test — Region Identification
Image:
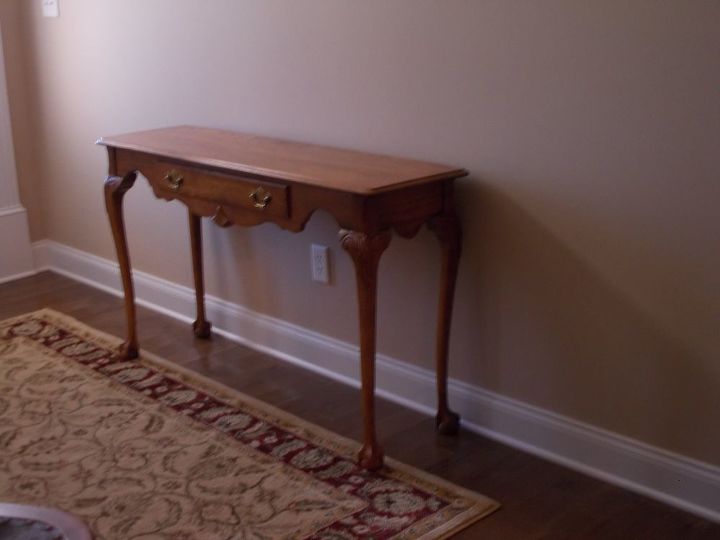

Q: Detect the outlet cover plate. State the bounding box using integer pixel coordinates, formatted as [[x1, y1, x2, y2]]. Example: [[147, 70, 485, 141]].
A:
[[42, 0, 60, 18], [311, 244, 330, 284]]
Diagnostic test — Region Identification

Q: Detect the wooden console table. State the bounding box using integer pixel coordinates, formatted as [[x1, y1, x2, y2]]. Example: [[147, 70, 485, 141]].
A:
[[99, 126, 466, 470]]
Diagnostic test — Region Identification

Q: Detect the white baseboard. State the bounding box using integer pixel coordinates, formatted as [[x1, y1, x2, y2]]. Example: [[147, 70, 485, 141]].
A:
[[0, 205, 34, 283], [0, 269, 37, 286], [31, 240, 720, 523]]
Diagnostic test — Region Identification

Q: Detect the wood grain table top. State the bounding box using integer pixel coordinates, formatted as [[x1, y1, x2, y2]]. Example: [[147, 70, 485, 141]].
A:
[[97, 126, 467, 194]]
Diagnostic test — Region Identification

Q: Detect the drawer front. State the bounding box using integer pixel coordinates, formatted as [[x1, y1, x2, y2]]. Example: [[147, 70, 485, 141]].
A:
[[140, 159, 289, 219]]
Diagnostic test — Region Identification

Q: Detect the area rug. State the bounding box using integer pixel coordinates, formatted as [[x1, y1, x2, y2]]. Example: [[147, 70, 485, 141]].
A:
[[0, 309, 498, 539]]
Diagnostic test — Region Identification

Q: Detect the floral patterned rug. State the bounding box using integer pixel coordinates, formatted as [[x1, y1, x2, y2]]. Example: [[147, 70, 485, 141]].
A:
[[0, 309, 498, 539]]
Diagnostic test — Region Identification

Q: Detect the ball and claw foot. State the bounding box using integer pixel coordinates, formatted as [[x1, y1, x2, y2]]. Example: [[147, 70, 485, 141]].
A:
[[118, 342, 139, 361], [357, 443, 384, 471], [193, 320, 212, 339], [436, 409, 460, 436]]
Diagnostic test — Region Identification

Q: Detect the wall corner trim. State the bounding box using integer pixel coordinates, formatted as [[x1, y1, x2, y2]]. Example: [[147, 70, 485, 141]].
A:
[[0, 205, 33, 282], [31, 239, 720, 523]]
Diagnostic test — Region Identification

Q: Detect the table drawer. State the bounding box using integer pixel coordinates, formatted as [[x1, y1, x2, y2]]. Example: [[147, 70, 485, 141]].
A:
[[142, 160, 289, 219]]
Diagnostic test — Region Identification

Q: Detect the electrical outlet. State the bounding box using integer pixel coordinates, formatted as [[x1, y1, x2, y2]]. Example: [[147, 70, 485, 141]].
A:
[[311, 244, 330, 284], [42, 0, 60, 18]]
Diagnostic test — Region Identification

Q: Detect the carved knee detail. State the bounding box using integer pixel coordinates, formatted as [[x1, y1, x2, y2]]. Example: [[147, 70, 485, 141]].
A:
[[104, 172, 137, 205], [339, 229, 392, 269]]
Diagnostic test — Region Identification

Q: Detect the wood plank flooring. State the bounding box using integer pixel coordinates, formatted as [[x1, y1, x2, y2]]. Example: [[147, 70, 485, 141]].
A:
[[1, 272, 718, 539]]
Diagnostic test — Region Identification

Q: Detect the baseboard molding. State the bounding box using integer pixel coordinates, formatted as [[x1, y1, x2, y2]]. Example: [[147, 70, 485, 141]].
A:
[[32, 240, 720, 523], [0, 269, 37, 286], [0, 205, 34, 282]]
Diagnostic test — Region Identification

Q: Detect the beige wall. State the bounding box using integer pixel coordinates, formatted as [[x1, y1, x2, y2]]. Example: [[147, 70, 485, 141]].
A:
[[2, 1, 718, 465]]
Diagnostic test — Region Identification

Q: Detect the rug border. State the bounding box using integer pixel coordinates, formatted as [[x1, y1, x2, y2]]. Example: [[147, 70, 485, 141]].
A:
[[1, 308, 500, 538]]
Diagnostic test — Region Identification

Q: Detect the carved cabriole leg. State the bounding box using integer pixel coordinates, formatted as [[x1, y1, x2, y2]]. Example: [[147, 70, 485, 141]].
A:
[[339, 229, 392, 470], [189, 210, 212, 338], [428, 214, 462, 435], [104, 173, 139, 360]]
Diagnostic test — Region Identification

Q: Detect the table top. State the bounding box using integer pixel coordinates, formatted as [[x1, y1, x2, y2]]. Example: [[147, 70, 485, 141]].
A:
[[98, 126, 466, 194]]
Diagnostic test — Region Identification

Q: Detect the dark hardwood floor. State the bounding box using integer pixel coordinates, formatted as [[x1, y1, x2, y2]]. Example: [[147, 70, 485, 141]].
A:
[[1, 271, 718, 539]]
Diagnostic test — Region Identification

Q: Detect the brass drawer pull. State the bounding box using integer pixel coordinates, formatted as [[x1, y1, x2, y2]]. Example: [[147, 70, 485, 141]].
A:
[[163, 170, 184, 192], [249, 187, 272, 209]]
